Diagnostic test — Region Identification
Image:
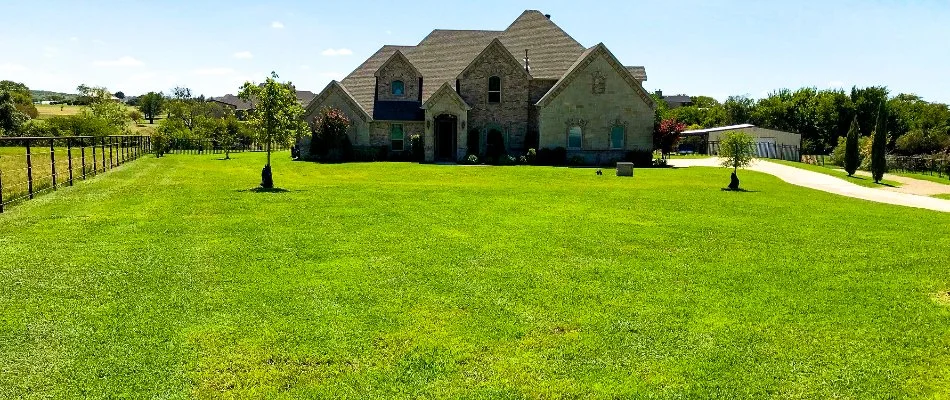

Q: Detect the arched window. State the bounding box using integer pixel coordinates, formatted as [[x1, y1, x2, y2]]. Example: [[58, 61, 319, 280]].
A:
[[391, 80, 405, 96], [488, 76, 501, 103], [568, 126, 582, 150], [610, 125, 625, 149]]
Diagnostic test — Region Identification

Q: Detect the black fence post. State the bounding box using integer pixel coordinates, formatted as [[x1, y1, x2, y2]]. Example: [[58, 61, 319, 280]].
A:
[[67, 138, 74, 186], [101, 137, 106, 171], [109, 137, 114, 169], [26, 141, 34, 199], [92, 138, 98, 175], [50, 139, 57, 190], [81, 137, 87, 180]]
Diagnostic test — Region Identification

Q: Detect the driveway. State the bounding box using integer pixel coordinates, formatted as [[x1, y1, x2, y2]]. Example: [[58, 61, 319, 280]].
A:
[[667, 158, 950, 213]]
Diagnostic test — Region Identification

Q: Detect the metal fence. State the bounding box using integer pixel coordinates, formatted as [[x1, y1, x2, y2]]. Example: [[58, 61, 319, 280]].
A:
[[887, 155, 950, 180], [707, 141, 801, 162], [0, 135, 151, 213], [164, 138, 287, 154]]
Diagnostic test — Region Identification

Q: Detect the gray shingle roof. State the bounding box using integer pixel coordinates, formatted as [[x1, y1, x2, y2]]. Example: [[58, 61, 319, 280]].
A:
[[625, 66, 647, 82], [338, 10, 589, 114], [295, 90, 316, 106], [210, 94, 254, 111]]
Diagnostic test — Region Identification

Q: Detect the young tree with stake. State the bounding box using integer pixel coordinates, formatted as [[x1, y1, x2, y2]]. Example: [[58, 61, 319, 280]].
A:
[[718, 131, 756, 190], [238, 72, 306, 188], [843, 116, 860, 176]]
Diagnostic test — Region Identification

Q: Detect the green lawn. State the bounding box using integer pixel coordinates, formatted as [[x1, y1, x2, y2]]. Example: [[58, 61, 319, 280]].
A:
[[2, 153, 949, 398], [768, 159, 903, 188], [892, 170, 950, 185], [934, 193, 950, 200]]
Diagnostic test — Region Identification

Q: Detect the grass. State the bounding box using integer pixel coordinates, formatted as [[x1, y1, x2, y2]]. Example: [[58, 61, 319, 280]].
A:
[[768, 159, 903, 188], [933, 193, 950, 200], [891, 170, 950, 185], [1, 153, 950, 398], [34, 104, 85, 118], [1, 145, 139, 207]]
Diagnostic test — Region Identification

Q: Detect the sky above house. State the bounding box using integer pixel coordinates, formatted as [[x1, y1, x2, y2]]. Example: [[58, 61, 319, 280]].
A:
[[1, 0, 948, 103]]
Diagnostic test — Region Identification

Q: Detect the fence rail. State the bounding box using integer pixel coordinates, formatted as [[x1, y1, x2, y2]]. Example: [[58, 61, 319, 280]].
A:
[[887, 155, 950, 180], [0, 135, 151, 213], [164, 138, 287, 154], [706, 141, 801, 162]]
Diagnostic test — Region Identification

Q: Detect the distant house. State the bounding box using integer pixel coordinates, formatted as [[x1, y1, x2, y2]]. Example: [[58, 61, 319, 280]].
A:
[[654, 90, 692, 108], [209, 90, 316, 120]]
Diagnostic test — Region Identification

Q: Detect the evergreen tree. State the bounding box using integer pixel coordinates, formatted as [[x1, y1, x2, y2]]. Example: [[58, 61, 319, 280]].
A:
[[843, 116, 860, 176], [870, 101, 888, 183]]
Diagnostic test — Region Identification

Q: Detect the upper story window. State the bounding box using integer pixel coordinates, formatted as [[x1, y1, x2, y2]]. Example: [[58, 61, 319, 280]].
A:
[[488, 76, 501, 103], [391, 80, 405, 96], [611, 125, 625, 149], [568, 126, 582, 150]]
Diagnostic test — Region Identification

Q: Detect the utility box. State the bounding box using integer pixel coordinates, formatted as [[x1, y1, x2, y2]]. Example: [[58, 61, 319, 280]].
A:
[[616, 162, 634, 177]]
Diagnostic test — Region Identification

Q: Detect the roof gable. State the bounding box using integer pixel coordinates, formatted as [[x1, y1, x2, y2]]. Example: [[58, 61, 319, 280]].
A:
[[497, 10, 586, 80], [536, 43, 656, 109], [422, 82, 471, 111], [457, 38, 532, 80], [374, 50, 422, 78], [306, 80, 372, 122]]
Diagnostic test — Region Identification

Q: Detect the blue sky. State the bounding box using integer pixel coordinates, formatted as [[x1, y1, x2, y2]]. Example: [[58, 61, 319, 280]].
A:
[[1, 0, 948, 103]]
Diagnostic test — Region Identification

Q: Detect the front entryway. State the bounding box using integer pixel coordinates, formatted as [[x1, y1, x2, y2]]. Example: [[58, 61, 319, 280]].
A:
[[434, 114, 457, 162]]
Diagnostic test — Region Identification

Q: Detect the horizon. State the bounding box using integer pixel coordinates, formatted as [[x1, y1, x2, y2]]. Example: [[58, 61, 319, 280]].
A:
[[2, 0, 949, 103]]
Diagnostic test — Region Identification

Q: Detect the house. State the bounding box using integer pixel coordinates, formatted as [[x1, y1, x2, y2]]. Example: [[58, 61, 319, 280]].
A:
[[211, 90, 316, 120], [654, 90, 692, 108], [681, 124, 802, 160], [301, 10, 656, 164]]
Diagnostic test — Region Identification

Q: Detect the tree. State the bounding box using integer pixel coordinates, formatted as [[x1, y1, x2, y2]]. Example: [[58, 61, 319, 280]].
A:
[[138, 92, 164, 124], [653, 118, 685, 159], [718, 131, 756, 190], [128, 109, 144, 124], [870, 101, 888, 183], [844, 117, 860, 176], [0, 91, 29, 136], [114, 91, 125, 100], [1, 80, 38, 119], [238, 71, 307, 188]]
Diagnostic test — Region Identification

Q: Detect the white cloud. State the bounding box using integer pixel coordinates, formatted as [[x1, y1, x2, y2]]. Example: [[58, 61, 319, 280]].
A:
[[93, 56, 144, 67], [233, 51, 253, 59], [320, 48, 353, 56], [193, 67, 235, 76], [271, 21, 284, 29], [69, 37, 79, 42]]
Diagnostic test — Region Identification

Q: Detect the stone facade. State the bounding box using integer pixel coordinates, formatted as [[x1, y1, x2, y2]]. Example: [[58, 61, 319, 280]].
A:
[[300, 83, 371, 155], [375, 51, 421, 102], [538, 45, 654, 164], [422, 83, 470, 161], [370, 121, 424, 149], [458, 40, 531, 154]]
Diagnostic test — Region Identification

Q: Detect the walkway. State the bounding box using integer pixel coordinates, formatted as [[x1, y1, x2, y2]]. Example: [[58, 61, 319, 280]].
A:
[[667, 158, 950, 213]]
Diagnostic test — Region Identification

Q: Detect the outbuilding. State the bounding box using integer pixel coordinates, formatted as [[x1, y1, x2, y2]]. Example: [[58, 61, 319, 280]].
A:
[[681, 124, 801, 161]]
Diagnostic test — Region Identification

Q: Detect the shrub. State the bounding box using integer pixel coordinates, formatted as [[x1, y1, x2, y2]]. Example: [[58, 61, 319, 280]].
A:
[[309, 107, 352, 162], [624, 150, 654, 168], [567, 155, 585, 166], [525, 148, 537, 164], [895, 129, 949, 155], [408, 134, 424, 162], [653, 158, 668, 167], [463, 154, 479, 165], [536, 147, 567, 166]]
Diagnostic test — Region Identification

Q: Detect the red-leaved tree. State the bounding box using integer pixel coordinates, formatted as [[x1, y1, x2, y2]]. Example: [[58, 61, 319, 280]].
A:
[[654, 118, 686, 158]]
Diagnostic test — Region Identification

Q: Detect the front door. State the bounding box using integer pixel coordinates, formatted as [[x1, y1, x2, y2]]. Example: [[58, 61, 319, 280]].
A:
[[435, 115, 457, 161]]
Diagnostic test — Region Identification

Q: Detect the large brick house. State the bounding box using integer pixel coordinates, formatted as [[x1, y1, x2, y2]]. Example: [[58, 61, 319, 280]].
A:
[[302, 10, 655, 163]]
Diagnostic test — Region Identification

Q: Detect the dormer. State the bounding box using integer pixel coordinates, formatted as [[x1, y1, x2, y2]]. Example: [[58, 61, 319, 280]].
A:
[[374, 50, 423, 103]]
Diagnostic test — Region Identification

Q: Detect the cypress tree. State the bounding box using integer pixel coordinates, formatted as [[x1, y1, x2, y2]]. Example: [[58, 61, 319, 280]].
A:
[[870, 101, 888, 183], [843, 116, 860, 176]]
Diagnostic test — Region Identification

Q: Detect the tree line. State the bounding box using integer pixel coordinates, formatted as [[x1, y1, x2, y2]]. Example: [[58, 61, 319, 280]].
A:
[[655, 86, 950, 156]]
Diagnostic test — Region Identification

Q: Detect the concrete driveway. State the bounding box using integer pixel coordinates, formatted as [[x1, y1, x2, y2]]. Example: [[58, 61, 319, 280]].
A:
[[667, 158, 950, 213]]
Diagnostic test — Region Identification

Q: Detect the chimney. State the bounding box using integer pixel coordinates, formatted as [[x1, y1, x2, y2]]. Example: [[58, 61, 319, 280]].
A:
[[544, 14, 551, 19], [655, 89, 663, 98]]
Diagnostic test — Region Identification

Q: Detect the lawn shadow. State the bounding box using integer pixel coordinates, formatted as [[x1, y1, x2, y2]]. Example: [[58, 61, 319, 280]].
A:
[[238, 187, 292, 193], [720, 188, 760, 193]]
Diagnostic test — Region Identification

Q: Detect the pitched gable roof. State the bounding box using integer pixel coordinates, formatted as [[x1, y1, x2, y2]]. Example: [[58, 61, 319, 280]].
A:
[[334, 10, 593, 114], [496, 10, 585, 80], [422, 82, 472, 111], [374, 49, 422, 78], [536, 43, 656, 109], [210, 94, 254, 110], [457, 38, 532, 79], [625, 66, 647, 82], [305, 80, 371, 122]]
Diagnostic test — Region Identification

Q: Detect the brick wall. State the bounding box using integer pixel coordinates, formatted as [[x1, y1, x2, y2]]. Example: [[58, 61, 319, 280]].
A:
[[458, 43, 530, 153], [376, 55, 421, 102]]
